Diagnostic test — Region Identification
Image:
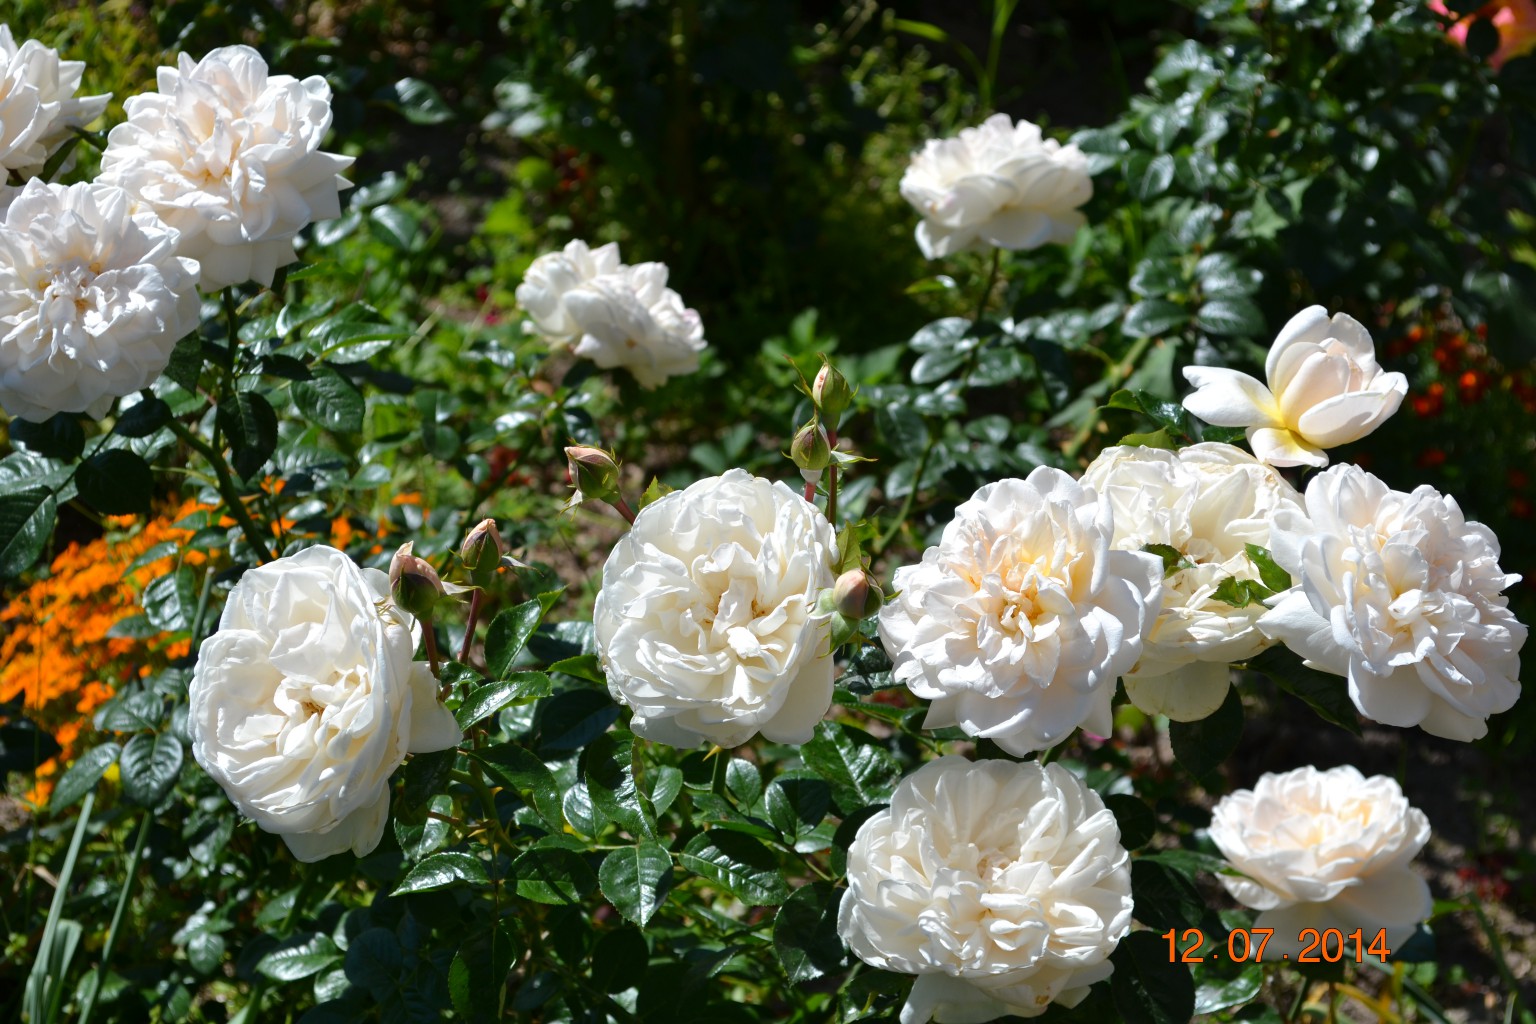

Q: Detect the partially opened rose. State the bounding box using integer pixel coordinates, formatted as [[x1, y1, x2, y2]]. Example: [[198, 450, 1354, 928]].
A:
[[0, 26, 109, 179], [838, 757, 1133, 1022], [594, 469, 837, 748], [189, 545, 461, 862], [1182, 306, 1407, 467], [1209, 765, 1432, 960]]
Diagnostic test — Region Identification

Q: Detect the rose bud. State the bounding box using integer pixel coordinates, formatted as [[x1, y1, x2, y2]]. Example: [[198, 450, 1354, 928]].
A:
[[566, 445, 623, 507], [832, 568, 884, 620], [811, 361, 853, 431], [790, 421, 831, 483], [389, 541, 445, 620], [460, 518, 508, 585]]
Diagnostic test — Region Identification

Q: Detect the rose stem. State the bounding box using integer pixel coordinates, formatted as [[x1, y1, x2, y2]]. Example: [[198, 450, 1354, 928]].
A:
[[612, 495, 637, 525], [423, 625, 441, 675], [459, 589, 484, 664]]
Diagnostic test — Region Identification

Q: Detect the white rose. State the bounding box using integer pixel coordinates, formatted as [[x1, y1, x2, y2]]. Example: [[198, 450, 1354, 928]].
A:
[[98, 45, 353, 291], [1182, 306, 1408, 468], [0, 26, 109, 179], [594, 468, 838, 748], [878, 468, 1162, 755], [1080, 443, 1302, 720], [0, 181, 200, 422], [899, 113, 1092, 260], [189, 545, 461, 862], [1209, 765, 1432, 960], [1258, 465, 1525, 740], [838, 757, 1133, 1023], [516, 239, 707, 388]]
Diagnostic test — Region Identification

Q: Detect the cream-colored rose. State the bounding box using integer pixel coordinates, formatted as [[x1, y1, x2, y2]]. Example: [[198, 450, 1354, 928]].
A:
[[189, 545, 461, 862], [0, 181, 200, 422], [1259, 465, 1525, 740], [1182, 306, 1407, 467], [594, 469, 837, 748], [516, 239, 707, 388], [1209, 765, 1432, 960], [899, 114, 1091, 259], [99, 45, 353, 290], [0, 26, 109, 179], [878, 468, 1162, 754], [1080, 443, 1301, 720], [838, 757, 1133, 1022]]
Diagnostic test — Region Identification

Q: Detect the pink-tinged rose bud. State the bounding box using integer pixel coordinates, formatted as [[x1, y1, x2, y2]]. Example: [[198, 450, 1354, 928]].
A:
[[461, 518, 507, 584], [832, 568, 884, 620], [811, 361, 853, 431], [790, 421, 831, 480], [565, 445, 623, 506], [389, 541, 445, 620]]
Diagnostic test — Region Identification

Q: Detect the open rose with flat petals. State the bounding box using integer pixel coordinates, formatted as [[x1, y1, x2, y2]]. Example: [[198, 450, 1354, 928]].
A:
[[99, 45, 353, 290], [0, 26, 109, 180], [1182, 306, 1407, 467], [838, 757, 1133, 1022], [1259, 465, 1525, 740], [1209, 765, 1432, 960], [900, 114, 1092, 259], [189, 545, 461, 862], [1081, 443, 1301, 721], [878, 468, 1162, 754], [594, 469, 837, 748]]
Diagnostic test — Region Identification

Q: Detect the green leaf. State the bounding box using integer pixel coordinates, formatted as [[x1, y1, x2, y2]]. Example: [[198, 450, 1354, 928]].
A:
[[143, 568, 198, 633], [400, 747, 456, 811], [96, 691, 161, 732], [0, 486, 56, 579], [448, 924, 518, 1020], [876, 403, 929, 456], [393, 851, 489, 895], [1123, 299, 1187, 338], [163, 334, 204, 392], [1131, 857, 1208, 931], [773, 883, 847, 984], [485, 597, 554, 678], [370, 206, 420, 251], [456, 672, 552, 729], [1142, 543, 1193, 578], [343, 928, 402, 1001], [1169, 685, 1244, 780], [581, 731, 655, 840], [679, 831, 790, 906], [725, 758, 762, 808], [292, 366, 365, 434], [389, 77, 452, 124], [590, 927, 648, 994], [1247, 647, 1361, 734], [802, 722, 899, 815], [471, 743, 563, 828], [1126, 152, 1176, 200], [216, 392, 278, 480], [394, 794, 452, 860], [1129, 258, 1183, 298], [49, 743, 120, 810], [77, 450, 153, 515], [257, 934, 341, 982], [115, 397, 172, 439], [1244, 544, 1292, 593], [512, 843, 598, 904], [1196, 297, 1266, 337], [1111, 930, 1195, 1024], [1104, 794, 1157, 850], [598, 842, 673, 926], [119, 732, 183, 807], [1193, 959, 1263, 1015], [10, 414, 84, 460], [186, 929, 226, 975]]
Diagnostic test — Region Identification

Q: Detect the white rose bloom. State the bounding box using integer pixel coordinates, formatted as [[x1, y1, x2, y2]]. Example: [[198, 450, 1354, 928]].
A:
[[1081, 443, 1302, 721], [899, 113, 1092, 260], [0, 26, 109, 179], [189, 545, 461, 862], [516, 238, 706, 388], [838, 757, 1133, 1023], [1182, 306, 1408, 468], [98, 45, 353, 291], [1259, 465, 1525, 741], [594, 468, 837, 748], [878, 468, 1162, 755], [0, 180, 200, 422], [1209, 765, 1432, 960]]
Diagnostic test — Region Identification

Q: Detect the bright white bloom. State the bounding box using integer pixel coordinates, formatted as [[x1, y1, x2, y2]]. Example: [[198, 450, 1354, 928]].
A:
[[1081, 443, 1301, 720], [98, 45, 353, 291], [1209, 765, 1432, 960], [1183, 306, 1407, 468], [594, 469, 837, 747], [0, 181, 199, 422], [878, 468, 1162, 755], [0, 26, 109, 179], [516, 239, 706, 388], [838, 757, 1133, 1022], [900, 114, 1092, 260], [189, 545, 461, 862], [1259, 465, 1525, 740]]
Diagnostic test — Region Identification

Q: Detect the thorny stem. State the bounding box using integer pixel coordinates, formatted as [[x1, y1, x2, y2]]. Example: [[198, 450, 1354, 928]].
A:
[[167, 418, 278, 562], [422, 625, 441, 676], [460, 589, 484, 664], [825, 429, 839, 528]]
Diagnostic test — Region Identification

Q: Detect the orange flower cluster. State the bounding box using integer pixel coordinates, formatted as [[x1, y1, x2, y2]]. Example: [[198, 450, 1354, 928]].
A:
[[2, 499, 208, 803]]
